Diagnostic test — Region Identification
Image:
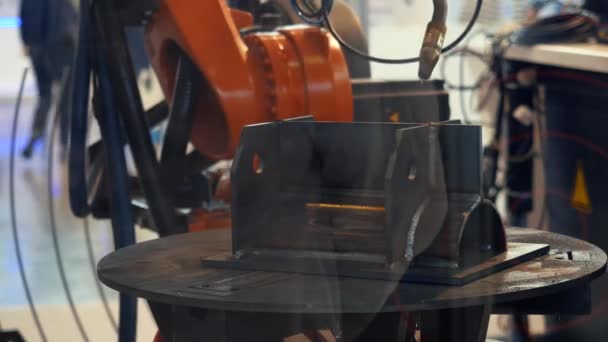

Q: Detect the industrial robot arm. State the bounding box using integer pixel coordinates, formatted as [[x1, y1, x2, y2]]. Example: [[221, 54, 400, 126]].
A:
[[145, 0, 353, 160], [65, 1, 482, 341], [71, 0, 482, 233], [145, 0, 466, 162]]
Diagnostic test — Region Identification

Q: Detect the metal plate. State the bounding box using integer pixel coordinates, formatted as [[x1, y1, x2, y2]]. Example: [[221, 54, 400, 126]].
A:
[[201, 243, 549, 286], [98, 228, 607, 314]]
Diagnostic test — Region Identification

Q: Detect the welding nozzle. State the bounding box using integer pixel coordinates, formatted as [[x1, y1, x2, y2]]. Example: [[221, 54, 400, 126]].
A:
[[418, 22, 447, 80]]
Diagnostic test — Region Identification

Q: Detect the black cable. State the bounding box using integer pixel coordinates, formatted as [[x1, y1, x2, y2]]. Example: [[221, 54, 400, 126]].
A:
[[47, 71, 91, 342], [94, 0, 180, 238], [83, 217, 118, 331], [160, 52, 198, 176], [93, 31, 138, 342], [69, 0, 92, 218], [298, 0, 484, 64], [10, 68, 48, 342], [73, 98, 118, 332], [516, 12, 597, 46]]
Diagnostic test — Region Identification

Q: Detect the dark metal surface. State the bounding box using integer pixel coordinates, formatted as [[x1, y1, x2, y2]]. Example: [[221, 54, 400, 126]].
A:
[[203, 242, 548, 285], [493, 283, 592, 315], [230, 122, 452, 268], [222, 121, 506, 284], [98, 228, 607, 314]]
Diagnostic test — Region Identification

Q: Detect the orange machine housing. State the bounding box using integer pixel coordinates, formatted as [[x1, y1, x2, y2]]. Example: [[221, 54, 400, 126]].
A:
[[144, 0, 354, 161]]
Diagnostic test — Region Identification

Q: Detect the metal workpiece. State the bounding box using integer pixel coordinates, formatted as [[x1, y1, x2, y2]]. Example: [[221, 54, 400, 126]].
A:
[[203, 121, 529, 285]]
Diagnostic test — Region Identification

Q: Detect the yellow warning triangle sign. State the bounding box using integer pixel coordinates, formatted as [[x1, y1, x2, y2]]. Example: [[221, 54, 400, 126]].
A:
[[389, 112, 400, 123], [571, 162, 592, 214]]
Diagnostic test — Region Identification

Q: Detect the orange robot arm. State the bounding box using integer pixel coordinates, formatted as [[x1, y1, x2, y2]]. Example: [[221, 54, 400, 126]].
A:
[[145, 0, 353, 161]]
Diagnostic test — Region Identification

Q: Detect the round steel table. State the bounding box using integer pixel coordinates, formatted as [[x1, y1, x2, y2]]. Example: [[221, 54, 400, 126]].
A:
[[99, 228, 607, 341]]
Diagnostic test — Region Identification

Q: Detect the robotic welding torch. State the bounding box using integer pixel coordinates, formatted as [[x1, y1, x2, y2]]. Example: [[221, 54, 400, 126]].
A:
[[419, 0, 448, 79]]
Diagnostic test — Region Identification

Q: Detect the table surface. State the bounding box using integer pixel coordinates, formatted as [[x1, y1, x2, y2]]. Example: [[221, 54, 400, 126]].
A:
[[504, 43, 608, 74], [98, 228, 606, 314]]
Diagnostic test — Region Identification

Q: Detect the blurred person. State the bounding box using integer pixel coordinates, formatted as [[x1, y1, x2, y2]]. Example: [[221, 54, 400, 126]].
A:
[[20, 0, 78, 159]]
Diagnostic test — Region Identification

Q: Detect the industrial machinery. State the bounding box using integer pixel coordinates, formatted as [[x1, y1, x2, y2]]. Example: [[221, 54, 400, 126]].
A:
[[60, 0, 513, 341], [72, 0, 484, 233]]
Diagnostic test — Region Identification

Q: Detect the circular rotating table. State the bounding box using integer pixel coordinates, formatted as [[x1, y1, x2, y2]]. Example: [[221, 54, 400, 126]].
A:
[[99, 228, 607, 341]]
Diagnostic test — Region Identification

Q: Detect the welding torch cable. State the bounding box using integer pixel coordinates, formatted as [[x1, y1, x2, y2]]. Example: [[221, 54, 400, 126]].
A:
[[292, 0, 484, 65], [47, 69, 91, 342], [10, 68, 49, 342], [83, 217, 118, 331]]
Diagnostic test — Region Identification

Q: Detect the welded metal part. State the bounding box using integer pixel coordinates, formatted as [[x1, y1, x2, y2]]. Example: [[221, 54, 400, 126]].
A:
[[216, 121, 512, 284], [385, 124, 448, 264]]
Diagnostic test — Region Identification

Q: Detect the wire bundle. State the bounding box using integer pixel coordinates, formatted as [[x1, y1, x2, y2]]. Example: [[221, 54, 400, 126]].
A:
[[516, 12, 597, 45]]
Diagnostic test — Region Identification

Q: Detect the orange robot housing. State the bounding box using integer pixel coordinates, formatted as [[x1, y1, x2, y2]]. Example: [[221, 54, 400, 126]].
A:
[[145, 0, 354, 161]]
